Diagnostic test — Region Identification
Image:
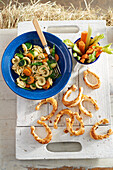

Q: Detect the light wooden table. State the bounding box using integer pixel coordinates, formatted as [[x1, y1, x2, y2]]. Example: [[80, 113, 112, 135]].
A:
[[0, 27, 113, 169]]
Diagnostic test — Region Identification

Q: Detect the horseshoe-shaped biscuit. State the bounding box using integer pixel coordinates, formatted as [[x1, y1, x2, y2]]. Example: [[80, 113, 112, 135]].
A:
[[35, 98, 58, 121], [79, 94, 99, 117], [83, 69, 101, 89], [66, 112, 85, 136], [90, 119, 113, 140], [31, 120, 52, 144], [62, 85, 83, 107], [54, 109, 74, 129]]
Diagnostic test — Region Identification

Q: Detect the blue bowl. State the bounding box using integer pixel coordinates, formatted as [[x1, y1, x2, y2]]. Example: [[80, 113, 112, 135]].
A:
[[1, 31, 72, 100], [73, 37, 100, 65]]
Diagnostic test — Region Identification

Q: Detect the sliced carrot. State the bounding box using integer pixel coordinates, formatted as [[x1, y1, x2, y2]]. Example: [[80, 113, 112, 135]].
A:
[[94, 47, 102, 52], [80, 58, 85, 63], [81, 54, 89, 59], [42, 57, 48, 62], [26, 84, 30, 88], [23, 68, 31, 76], [43, 53, 48, 58], [26, 66, 32, 72], [96, 51, 102, 58], [78, 41, 85, 54], [89, 44, 97, 49], [25, 53, 34, 60], [42, 81, 50, 89], [76, 39, 81, 47], [81, 31, 88, 44], [55, 54, 59, 61], [27, 76, 35, 84], [86, 48, 94, 54]]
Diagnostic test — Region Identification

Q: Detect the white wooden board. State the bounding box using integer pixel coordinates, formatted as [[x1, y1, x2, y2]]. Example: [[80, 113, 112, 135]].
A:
[[16, 20, 113, 159]]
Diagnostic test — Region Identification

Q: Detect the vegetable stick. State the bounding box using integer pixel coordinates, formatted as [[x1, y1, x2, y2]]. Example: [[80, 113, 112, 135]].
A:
[[78, 41, 85, 54], [85, 25, 92, 51], [81, 31, 88, 43]]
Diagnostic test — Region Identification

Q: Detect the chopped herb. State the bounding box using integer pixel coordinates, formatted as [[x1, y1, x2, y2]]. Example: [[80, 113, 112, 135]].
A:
[[52, 44, 55, 57], [16, 53, 24, 59], [25, 42, 32, 50], [31, 83, 36, 87], [30, 62, 43, 66]]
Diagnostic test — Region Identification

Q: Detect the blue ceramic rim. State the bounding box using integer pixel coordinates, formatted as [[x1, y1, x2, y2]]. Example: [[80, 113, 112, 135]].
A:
[[73, 37, 100, 65], [1, 31, 72, 100]]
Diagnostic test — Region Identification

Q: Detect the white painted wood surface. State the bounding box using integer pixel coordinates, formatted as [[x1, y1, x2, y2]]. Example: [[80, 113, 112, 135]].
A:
[[1, 24, 113, 169], [16, 21, 113, 160]]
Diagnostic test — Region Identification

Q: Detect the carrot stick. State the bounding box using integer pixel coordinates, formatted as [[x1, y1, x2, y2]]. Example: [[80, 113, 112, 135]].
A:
[[96, 51, 102, 58], [81, 31, 88, 44], [78, 41, 85, 54]]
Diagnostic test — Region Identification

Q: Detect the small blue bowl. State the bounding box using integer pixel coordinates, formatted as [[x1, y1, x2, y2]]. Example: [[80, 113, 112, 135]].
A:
[[73, 37, 100, 65], [1, 31, 72, 100]]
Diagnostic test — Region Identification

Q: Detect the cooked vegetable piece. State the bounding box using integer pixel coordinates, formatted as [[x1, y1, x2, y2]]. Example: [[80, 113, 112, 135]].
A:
[[81, 54, 89, 59], [18, 59, 26, 67], [73, 52, 77, 57], [73, 44, 82, 55], [96, 51, 102, 58], [44, 53, 48, 58], [78, 41, 85, 54], [81, 31, 88, 43], [52, 44, 55, 57], [89, 33, 100, 45], [86, 48, 94, 54], [26, 84, 30, 88], [25, 42, 32, 50], [25, 53, 34, 60], [23, 68, 31, 76], [15, 53, 24, 59], [85, 25, 92, 50], [42, 57, 48, 62], [91, 34, 104, 46], [80, 58, 85, 63], [26, 66, 32, 72], [87, 51, 96, 63], [29, 50, 38, 57], [50, 63, 57, 68], [31, 62, 43, 66], [77, 56, 81, 60], [55, 54, 59, 61], [42, 80, 50, 89], [63, 39, 74, 48], [31, 83, 36, 87], [27, 76, 35, 84], [20, 75, 28, 81]]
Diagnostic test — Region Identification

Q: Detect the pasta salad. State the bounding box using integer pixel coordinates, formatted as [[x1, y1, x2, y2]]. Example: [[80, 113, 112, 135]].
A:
[[12, 42, 61, 90]]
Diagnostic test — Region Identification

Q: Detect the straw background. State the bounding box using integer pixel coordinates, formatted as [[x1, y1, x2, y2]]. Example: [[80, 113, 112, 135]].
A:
[[0, 0, 113, 29]]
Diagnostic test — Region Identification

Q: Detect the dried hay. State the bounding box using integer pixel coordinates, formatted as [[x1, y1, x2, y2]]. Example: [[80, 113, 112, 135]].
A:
[[0, 0, 113, 29]]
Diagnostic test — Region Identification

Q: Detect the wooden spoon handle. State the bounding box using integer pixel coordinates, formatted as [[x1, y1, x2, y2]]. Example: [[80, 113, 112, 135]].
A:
[[33, 19, 47, 47]]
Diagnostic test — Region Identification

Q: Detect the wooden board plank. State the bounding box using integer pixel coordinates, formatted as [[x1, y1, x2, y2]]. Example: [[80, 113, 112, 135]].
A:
[[16, 125, 113, 159]]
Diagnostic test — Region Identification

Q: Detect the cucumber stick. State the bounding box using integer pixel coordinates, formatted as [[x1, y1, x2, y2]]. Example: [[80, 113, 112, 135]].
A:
[[85, 25, 92, 50]]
